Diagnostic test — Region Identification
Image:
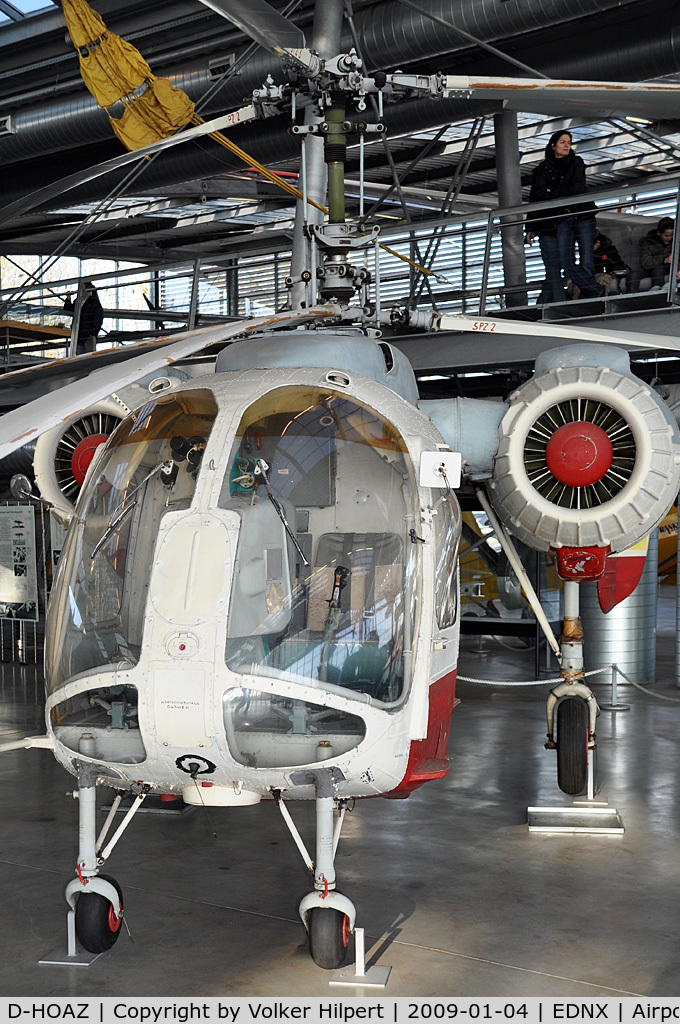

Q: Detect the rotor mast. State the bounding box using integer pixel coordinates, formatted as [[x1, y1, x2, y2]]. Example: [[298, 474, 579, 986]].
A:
[[288, 0, 344, 309]]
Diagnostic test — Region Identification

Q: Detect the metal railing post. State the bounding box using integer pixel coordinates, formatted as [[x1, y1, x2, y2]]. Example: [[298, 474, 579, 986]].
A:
[[479, 213, 494, 314], [600, 662, 630, 711], [68, 279, 85, 358], [672, 179, 680, 306]]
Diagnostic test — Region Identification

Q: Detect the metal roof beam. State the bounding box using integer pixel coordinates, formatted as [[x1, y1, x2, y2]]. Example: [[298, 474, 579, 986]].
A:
[[0, 1, 24, 20]]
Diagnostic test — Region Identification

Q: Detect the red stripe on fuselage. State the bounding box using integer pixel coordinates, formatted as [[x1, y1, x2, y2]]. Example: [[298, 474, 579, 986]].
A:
[[383, 668, 459, 798]]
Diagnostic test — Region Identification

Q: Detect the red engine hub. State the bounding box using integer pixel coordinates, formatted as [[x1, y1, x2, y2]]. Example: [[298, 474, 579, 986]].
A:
[[71, 433, 108, 486], [545, 421, 613, 487]]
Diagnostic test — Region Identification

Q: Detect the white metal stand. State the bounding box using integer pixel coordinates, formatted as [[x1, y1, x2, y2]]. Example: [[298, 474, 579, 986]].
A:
[[39, 910, 102, 967], [599, 663, 631, 712], [527, 803, 624, 834], [330, 928, 392, 987], [528, 746, 624, 833]]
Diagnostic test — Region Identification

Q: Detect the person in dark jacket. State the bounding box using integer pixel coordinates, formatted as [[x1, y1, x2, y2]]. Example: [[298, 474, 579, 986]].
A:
[[63, 281, 104, 355], [639, 217, 680, 289], [525, 131, 602, 302], [592, 229, 629, 296]]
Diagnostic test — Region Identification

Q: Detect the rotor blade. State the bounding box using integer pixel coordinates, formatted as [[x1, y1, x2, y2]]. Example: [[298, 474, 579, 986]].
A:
[[0, 106, 258, 229], [431, 312, 680, 354], [196, 0, 305, 54], [0, 304, 344, 462], [443, 76, 680, 121]]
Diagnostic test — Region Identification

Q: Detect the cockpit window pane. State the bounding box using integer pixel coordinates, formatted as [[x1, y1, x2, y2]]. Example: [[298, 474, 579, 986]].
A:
[[45, 390, 217, 694], [434, 493, 461, 629], [221, 386, 419, 706]]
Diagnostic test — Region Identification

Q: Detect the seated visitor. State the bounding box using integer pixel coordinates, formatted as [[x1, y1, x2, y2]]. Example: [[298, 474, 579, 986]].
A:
[[639, 217, 680, 290], [591, 229, 629, 296]]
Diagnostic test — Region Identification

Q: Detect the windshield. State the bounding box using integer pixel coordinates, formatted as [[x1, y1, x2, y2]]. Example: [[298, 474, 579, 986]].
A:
[[221, 385, 419, 705], [45, 390, 218, 694]]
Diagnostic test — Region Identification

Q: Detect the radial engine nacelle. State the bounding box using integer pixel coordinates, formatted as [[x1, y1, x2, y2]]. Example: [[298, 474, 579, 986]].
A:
[[32, 370, 191, 525], [420, 343, 680, 574]]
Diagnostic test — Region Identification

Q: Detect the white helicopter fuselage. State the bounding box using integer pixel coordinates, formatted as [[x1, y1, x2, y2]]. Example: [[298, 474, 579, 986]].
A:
[[44, 358, 461, 807]]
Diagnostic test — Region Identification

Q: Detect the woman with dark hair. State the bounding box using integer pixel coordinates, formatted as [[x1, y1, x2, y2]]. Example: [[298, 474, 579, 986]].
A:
[[525, 131, 602, 302]]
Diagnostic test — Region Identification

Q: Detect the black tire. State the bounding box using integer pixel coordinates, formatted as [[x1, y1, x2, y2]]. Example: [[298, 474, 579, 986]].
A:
[[556, 696, 589, 795], [75, 874, 124, 953], [308, 907, 350, 970]]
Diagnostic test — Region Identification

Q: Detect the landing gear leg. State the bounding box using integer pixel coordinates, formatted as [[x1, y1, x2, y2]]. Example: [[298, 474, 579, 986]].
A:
[[63, 738, 145, 955], [279, 768, 356, 969], [545, 581, 598, 796]]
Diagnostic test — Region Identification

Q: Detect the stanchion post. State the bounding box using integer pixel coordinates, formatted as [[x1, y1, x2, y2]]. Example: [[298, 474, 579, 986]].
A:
[[67, 911, 77, 958], [600, 662, 630, 712], [587, 745, 595, 801], [355, 928, 366, 978]]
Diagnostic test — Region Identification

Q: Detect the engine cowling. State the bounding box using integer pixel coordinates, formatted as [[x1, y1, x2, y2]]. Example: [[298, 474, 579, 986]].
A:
[[32, 371, 192, 522], [33, 396, 128, 523], [487, 344, 680, 554]]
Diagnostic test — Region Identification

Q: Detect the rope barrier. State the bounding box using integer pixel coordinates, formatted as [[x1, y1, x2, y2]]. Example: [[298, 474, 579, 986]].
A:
[[616, 667, 680, 703], [457, 667, 612, 687], [458, 663, 680, 703]]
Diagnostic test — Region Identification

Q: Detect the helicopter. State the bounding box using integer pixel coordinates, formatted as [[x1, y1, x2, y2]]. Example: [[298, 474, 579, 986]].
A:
[[1, 0, 680, 975]]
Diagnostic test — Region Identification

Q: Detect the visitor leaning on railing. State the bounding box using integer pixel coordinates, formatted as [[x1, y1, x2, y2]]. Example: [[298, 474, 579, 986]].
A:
[[524, 130, 602, 303]]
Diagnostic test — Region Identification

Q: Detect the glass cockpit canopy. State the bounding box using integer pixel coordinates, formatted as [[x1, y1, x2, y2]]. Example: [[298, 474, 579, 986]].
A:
[[45, 390, 218, 694], [221, 385, 420, 708]]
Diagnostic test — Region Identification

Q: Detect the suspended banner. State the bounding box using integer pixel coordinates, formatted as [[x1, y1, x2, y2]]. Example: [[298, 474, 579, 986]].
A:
[[0, 506, 39, 621]]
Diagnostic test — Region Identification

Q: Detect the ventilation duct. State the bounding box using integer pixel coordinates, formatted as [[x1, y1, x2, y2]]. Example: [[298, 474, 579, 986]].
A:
[[457, 0, 680, 83], [0, 0, 648, 170]]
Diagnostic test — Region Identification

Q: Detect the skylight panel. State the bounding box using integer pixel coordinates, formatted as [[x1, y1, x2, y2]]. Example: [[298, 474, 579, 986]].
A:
[[0, 0, 56, 17], [10, 0, 56, 12]]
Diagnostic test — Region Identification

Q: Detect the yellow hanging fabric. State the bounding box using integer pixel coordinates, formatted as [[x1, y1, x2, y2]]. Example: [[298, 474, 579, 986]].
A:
[[60, 0, 439, 281], [61, 0, 195, 151]]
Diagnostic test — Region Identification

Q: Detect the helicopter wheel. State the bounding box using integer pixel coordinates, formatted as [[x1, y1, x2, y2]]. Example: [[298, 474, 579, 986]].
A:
[[74, 874, 124, 953], [556, 696, 589, 795], [308, 906, 350, 970]]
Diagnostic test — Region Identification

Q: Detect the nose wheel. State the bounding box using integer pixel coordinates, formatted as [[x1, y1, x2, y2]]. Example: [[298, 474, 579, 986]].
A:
[[74, 873, 124, 953], [64, 763, 145, 957], [556, 695, 589, 795], [308, 905, 351, 969]]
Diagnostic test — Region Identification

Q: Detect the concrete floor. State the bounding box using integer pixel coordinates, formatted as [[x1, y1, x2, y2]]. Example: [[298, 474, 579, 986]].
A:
[[1, 596, 680, 998]]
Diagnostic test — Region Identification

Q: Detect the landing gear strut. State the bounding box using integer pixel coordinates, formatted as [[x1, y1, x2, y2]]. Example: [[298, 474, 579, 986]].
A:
[[545, 581, 598, 796], [64, 736, 147, 954], [276, 767, 356, 969]]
